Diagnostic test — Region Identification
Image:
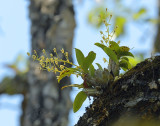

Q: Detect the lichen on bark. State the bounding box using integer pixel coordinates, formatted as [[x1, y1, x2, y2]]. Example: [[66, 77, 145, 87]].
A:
[[76, 56, 160, 126]]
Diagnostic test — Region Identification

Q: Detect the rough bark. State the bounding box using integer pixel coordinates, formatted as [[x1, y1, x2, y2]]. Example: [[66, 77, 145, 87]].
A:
[[23, 0, 75, 126], [76, 56, 160, 126]]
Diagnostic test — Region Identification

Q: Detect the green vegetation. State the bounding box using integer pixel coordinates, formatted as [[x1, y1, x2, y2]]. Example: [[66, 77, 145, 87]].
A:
[[28, 9, 135, 113]]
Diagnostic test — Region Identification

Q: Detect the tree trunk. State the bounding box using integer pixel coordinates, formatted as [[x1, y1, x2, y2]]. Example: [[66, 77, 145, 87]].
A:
[[76, 56, 160, 126], [153, 0, 160, 53], [23, 0, 75, 126]]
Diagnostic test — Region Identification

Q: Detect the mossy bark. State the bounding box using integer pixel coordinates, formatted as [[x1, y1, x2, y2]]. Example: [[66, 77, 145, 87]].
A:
[[76, 56, 160, 126]]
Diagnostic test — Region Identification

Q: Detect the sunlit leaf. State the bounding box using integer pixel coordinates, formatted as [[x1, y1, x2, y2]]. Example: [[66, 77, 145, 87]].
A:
[[82, 51, 96, 73], [73, 91, 87, 113], [128, 57, 142, 68], [75, 48, 85, 66], [120, 46, 130, 52], [58, 68, 78, 83], [115, 16, 126, 37], [109, 41, 120, 52]]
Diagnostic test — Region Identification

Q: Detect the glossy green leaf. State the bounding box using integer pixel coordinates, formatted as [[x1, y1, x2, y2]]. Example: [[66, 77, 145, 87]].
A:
[[89, 64, 95, 77], [73, 91, 87, 113], [104, 47, 118, 63], [96, 63, 103, 70], [82, 51, 96, 73], [115, 16, 126, 37], [75, 48, 85, 66]]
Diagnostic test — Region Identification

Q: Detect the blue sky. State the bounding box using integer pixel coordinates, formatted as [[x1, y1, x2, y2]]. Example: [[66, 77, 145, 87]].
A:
[[0, 0, 158, 126], [0, 0, 29, 126]]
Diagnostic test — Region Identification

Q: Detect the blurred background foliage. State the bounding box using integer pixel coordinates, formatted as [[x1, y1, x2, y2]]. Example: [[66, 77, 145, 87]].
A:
[[2, 0, 159, 77], [4, 54, 28, 75], [86, 0, 159, 66], [87, 0, 156, 38]]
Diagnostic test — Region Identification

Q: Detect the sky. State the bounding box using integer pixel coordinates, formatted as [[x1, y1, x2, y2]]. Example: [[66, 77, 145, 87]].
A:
[[0, 0, 158, 126]]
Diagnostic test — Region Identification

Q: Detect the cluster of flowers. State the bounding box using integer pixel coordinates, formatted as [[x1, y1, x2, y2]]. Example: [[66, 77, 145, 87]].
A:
[[99, 11, 119, 64], [27, 48, 78, 80]]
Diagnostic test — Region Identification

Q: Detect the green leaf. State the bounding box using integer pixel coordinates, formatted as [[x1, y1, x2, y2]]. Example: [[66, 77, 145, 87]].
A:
[[58, 68, 77, 83], [115, 16, 126, 37], [121, 67, 128, 71], [73, 91, 87, 113], [120, 57, 129, 61], [104, 47, 118, 63], [133, 8, 147, 20], [119, 46, 130, 52], [94, 43, 106, 50], [89, 64, 95, 77], [109, 41, 120, 52], [82, 51, 96, 73], [61, 84, 84, 90], [119, 59, 129, 70], [117, 51, 134, 58], [96, 63, 103, 70], [67, 67, 81, 73], [95, 43, 118, 62], [75, 48, 85, 66], [128, 57, 142, 69]]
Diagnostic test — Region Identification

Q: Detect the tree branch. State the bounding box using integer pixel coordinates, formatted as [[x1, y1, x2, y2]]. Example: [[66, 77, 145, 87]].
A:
[[76, 56, 160, 126], [0, 73, 28, 95], [0, 73, 29, 126]]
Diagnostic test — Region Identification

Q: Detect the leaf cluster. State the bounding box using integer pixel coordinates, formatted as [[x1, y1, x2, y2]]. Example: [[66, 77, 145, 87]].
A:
[[28, 9, 135, 113]]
